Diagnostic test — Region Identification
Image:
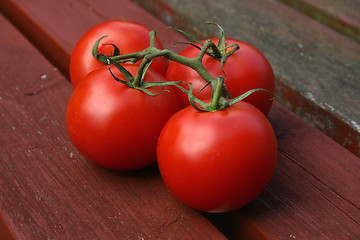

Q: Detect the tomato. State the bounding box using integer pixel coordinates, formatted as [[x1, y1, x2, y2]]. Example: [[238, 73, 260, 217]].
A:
[[157, 102, 277, 212], [70, 20, 168, 88], [166, 38, 275, 115], [66, 65, 181, 170]]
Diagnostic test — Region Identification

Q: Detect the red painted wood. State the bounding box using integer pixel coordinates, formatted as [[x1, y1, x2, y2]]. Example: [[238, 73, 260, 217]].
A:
[[0, 0, 359, 239], [0, 0, 186, 79], [0, 14, 226, 240], [206, 102, 360, 239]]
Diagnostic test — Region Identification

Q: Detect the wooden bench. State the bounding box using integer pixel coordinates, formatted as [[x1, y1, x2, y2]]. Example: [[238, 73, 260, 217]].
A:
[[0, 0, 359, 239]]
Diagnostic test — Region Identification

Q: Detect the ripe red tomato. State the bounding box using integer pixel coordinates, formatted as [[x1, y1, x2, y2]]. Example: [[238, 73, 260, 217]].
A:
[[157, 102, 278, 212], [166, 38, 275, 115], [66, 65, 181, 170], [70, 20, 168, 88]]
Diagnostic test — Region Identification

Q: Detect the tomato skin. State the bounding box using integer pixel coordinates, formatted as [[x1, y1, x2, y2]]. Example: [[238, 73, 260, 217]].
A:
[[157, 102, 277, 212], [66, 65, 181, 170], [70, 20, 168, 88], [166, 38, 275, 115]]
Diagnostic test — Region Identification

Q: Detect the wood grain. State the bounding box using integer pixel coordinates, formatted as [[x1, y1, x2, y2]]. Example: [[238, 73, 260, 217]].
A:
[[132, 0, 360, 156], [0, 0, 186, 79], [0, 0, 359, 239], [277, 0, 360, 42], [0, 14, 226, 239], [203, 102, 360, 239]]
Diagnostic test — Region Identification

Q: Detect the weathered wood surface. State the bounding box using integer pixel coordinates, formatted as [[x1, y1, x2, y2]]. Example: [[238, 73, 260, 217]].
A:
[[278, 0, 360, 42], [0, 0, 187, 79], [132, 0, 360, 156], [0, 0, 359, 239], [0, 13, 226, 240]]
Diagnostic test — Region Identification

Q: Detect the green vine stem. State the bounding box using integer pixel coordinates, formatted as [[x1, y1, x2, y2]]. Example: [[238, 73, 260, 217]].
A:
[[101, 54, 183, 96], [94, 30, 236, 98], [170, 22, 240, 75], [91, 24, 271, 111], [174, 77, 271, 112]]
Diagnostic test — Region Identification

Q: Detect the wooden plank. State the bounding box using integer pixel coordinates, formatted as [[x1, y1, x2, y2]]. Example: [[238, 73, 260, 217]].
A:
[[131, 0, 360, 157], [0, 14, 226, 240], [0, 0, 186, 79], [0, 0, 359, 239], [277, 0, 360, 43], [206, 102, 360, 239]]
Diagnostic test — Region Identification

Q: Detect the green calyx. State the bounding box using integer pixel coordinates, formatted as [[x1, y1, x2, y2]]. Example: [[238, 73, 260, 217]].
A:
[[93, 30, 233, 98], [170, 22, 240, 67], [91, 31, 183, 96], [91, 23, 272, 111], [100, 54, 182, 96], [92, 35, 120, 65], [177, 76, 271, 112]]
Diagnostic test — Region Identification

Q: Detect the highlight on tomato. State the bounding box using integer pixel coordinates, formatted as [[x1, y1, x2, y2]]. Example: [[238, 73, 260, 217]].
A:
[[157, 78, 278, 212], [66, 20, 278, 212], [66, 62, 181, 170], [70, 20, 168, 88], [166, 24, 275, 115]]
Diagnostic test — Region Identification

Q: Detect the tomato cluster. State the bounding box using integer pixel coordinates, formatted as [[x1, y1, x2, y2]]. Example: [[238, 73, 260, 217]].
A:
[[66, 20, 278, 212]]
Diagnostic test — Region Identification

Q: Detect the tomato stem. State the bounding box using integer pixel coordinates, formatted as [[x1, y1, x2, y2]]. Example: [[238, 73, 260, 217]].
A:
[[209, 77, 225, 111], [207, 22, 226, 59], [172, 76, 270, 112], [132, 53, 156, 87], [101, 53, 184, 96], [149, 30, 157, 48], [91, 24, 270, 111], [109, 39, 232, 99]]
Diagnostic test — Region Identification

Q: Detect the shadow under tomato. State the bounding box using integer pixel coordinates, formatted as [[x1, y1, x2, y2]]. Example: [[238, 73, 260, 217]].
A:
[[200, 155, 296, 240], [92, 161, 161, 181]]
